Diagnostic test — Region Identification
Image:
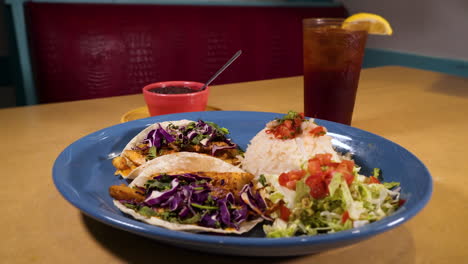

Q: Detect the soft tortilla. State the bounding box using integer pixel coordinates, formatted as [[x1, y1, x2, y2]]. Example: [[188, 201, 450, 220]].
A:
[[119, 119, 193, 179], [114, 152, 262, 234]]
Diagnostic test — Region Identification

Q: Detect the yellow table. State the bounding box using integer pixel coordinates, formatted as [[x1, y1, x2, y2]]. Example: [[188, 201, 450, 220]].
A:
[[1, 66, 467, 263]]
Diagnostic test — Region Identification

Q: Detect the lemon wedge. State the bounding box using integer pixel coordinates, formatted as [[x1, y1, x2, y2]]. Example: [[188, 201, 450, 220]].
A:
[[342, 13, 393, 35]]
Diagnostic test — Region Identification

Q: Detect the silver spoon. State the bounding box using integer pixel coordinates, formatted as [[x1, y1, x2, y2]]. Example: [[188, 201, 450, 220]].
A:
[[200, 50, 242, 90]]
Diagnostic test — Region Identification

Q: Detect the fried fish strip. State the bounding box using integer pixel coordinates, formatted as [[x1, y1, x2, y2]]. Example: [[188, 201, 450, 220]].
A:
[[112, 156, 137, 177], [123, 150, 146, 166], [112, 156, 130, 171], [195, 171, 254, 197], [109, 184, 146, 202]]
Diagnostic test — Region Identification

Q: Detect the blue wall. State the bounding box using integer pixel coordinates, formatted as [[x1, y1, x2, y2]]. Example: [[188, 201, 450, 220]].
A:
[[363, 48, 468, 78]]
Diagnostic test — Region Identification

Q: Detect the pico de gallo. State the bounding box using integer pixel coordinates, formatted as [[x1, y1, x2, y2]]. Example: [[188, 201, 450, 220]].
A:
[[265, 111, 327, 139]]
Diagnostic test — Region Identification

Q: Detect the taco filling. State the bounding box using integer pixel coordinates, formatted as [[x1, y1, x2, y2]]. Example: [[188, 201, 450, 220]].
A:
[[109, 171, 269, 231], [112, 120, 243, 178]]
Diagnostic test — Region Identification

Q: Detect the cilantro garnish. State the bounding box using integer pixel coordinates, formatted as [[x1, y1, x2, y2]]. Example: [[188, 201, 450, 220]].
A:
[[258, 174, 267, 186], [147, 146, 157, 160], [138, 206, 158, 217]]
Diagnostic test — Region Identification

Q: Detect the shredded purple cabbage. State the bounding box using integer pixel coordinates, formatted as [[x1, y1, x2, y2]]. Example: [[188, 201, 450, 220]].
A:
[[200, 211, 220, 228], [240, 183, 272, 221], [218, 193, 235, 227], [140, 120, 239, 156], [145, 178, 180, 206], [144, 124, 175, 148], [232, 204, 249, 223], [124, 173, 266, 230], [191, 187, 210, 204], [211, 144, 237, 156], [178, 206, 191, 218]]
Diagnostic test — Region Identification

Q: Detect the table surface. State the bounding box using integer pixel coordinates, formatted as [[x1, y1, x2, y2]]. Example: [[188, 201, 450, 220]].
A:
[[1, 66, 467, 263]]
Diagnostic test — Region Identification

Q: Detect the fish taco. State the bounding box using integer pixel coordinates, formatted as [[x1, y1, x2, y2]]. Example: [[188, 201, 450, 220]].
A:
[[112, 119, 243, 179], [109, 152, 269, 234]]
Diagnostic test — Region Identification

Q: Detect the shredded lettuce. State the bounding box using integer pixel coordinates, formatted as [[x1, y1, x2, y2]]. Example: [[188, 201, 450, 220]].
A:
[[264, 219, 298, 238], [269, 192, 284, 203], [339, 178, 354, 209], [327, 172, 342, 197], [373, 168, 382, 180], [348, 201, 366, 220], [294, 178, 310, 203], [383, 182, 400, 189]]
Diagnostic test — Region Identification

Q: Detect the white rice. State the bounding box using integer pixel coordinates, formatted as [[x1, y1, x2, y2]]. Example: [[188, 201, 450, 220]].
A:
[[241, 120, 341, 177]]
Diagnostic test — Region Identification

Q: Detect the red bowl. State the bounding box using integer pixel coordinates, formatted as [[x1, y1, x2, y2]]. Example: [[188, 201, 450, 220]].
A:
[[142, 81, 209, 116]]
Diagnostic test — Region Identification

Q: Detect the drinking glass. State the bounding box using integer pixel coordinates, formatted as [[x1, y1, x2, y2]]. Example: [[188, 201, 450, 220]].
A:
[[303, 18, 368, 125]]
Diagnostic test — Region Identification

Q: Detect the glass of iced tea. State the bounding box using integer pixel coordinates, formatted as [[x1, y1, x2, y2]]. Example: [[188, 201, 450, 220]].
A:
[[303, 18, 368, 125]]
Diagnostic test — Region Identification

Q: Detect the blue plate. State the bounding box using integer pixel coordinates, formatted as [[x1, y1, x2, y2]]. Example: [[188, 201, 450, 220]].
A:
[[53, 111, 432, 256]]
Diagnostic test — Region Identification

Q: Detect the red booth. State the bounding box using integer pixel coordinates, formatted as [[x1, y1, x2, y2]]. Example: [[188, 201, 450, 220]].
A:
[[25, 3, 347, 103]]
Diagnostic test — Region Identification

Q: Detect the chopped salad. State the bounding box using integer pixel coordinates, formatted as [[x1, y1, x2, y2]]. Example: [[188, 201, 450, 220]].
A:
[[259, 153, 403, 237]]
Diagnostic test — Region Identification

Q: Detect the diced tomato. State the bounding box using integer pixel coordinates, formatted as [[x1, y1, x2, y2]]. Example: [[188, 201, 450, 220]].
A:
[[266, 113, 306, 140], [335, 161, 355, 185], [294, 117, 302, 126], [321, 162, 339, 176], [334, 163, 346, 173], [305, 176, 328, 199], [305, 154, 358, 199], [323, 173, 334, 185], [310, 126, 326, 137], [398, 199, 406, 207], [327, 162, 340, 170], [341, 211, 350, 224], [278, 170, 306, 190], [279, 204, 291, 221], [335, 161, 352, 174], [369, 176, 381, 184], [283, 120, 293, 129], [294, 113, 305, 127], [275, 125, 292, 139], [308, 159, 322, 175], [343, 173, 354, 185], [289, 170, 306, 180], [315, 153, 333, 165], [341, 160, 355, 172], [293, 113, 305, 126], [278, 172, 289, 186], [285, 180, 297, 190], [334, 171, 354, 186]]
